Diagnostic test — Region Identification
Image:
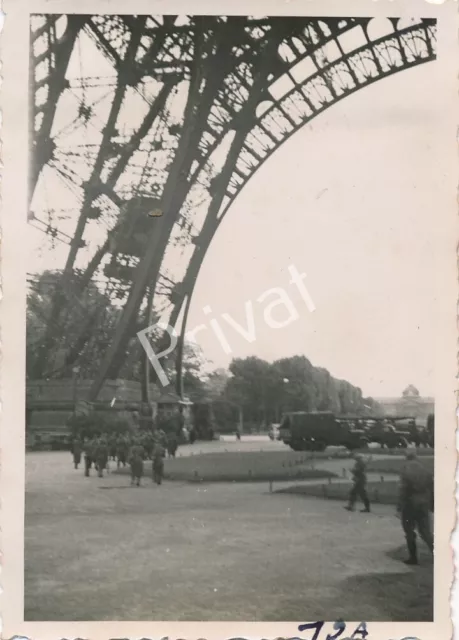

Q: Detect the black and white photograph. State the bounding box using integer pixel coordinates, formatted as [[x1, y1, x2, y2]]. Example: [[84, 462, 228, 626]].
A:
[[1, 1, 457, 637]]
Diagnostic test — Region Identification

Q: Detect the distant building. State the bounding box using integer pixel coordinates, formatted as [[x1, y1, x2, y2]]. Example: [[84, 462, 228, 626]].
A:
[[375, 385, 434, 421]]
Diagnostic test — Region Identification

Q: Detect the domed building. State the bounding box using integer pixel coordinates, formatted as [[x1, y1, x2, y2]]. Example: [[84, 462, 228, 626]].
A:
[[375, 385, 434, 422]]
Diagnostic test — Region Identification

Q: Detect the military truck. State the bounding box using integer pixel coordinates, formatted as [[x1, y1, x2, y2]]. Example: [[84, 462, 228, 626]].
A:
[[279, 411, 370, 452], [363, 419, 410, 449], [391, 417, 431, 447], [362, 416, 432, 448]]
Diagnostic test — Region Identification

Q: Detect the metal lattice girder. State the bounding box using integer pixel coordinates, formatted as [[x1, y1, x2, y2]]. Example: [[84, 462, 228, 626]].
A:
[[149, 17, 437, 395], [28, 16, 436, 397], [29, 15, 87, 201]]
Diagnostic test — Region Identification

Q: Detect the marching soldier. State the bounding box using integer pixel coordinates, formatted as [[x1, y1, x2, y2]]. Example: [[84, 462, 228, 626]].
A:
[[108, 433, 118, 461], [158, 428, 168, 449], [152, 441, 165, 485], [345, 453, 371, 513], [129, 438, 145, 487], [166, 432, 178, 458], [397, 451, 434, 565], [71, 438, 82, 470], [83, 437, 95, 477], [116, 433, 129, 468], [94, 436, 109, 478], [142, 431, 155, 460]]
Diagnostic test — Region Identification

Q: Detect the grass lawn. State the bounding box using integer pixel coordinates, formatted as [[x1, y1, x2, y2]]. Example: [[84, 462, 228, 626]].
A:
[[277, 480, 401, 505], [25, 452, 433, 621], [359, 446, 433, 456], [275, 454, 434, 504], [367, 456, 433, 475], [114, 449, 434, 483], [115, 450, 338, 482]]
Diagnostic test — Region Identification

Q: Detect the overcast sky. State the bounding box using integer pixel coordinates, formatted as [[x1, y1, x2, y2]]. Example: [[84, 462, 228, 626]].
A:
[[186, 62, 439, 398], [29, 25, 440, 399]]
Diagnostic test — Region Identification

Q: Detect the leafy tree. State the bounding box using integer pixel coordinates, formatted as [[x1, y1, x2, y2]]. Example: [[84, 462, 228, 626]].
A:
[[211, 355, 380, 430], [27, 270, 120, 379], [204, 368, 230, 399], [226, 357, 280, 426], [27, 271, 210, 398]]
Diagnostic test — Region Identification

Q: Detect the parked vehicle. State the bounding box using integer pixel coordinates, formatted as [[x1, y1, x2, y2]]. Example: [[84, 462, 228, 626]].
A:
[[390, 417, 431, 448], [363, 420, 409, 449], [279, 411, 369, 452], [279, 418, 292, 445], [362, 416, 432, 449]]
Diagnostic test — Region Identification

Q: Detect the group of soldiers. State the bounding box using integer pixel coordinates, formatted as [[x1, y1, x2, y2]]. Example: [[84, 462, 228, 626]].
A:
[[345, 451, 434, 565], [70, 429, 180, 486]]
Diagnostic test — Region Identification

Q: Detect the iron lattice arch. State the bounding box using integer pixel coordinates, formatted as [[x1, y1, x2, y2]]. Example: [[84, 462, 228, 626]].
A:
[[28, 15, 436, 400]]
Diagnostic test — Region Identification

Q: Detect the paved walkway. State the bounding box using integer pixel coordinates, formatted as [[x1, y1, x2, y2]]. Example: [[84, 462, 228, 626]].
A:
[[25, 451, 432, 621]]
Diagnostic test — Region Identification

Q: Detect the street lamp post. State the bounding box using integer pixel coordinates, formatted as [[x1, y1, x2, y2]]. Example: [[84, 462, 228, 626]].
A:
[[238, 405, 244, 434], [280, 377, 290, 418]]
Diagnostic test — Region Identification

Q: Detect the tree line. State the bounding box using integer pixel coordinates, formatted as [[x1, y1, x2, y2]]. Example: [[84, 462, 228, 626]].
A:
[[27, 271, 381, 431], [195, 357, 382, 432]]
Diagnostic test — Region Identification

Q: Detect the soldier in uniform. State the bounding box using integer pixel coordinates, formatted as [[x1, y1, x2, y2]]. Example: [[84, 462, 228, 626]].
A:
[[158, 428, 168, 449], [94, 436, 109, 478], [345, 453, 371, 513], [116, 433, 129, 468], [108, 433, 118, 461], [141, 431, 155, 460], [83, 437, 95, 477], [152, 441, 165, 485], [129, 438, 145, 487], [166, 432, 178, 458], [397, 451, 434, 565], [71, 438, 82, 469]]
